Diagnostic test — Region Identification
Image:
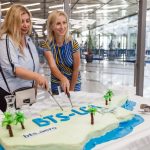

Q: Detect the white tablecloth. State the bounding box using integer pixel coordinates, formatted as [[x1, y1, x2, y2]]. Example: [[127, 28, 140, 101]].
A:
[[1, 91, 150, 150]]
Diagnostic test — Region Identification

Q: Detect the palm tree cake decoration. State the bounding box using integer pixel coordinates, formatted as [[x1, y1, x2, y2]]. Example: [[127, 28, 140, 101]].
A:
[[2, 112, 14, 137], [15, 112, 26, 130], [2, 111, 26, 137], [88, 106, 97, 125], [104, 94, 109, 106], [106, 90, 114, 101]]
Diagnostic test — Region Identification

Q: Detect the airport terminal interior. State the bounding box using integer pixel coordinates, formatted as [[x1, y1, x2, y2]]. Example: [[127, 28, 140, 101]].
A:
[[0, 0, 150, 98], [1, 1, 150, 150]]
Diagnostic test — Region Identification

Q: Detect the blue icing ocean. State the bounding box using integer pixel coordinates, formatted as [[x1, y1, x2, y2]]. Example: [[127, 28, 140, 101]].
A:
[[0, 146, 4, 150], [83, 100, 144, 150], [83, 115, 144, 150]]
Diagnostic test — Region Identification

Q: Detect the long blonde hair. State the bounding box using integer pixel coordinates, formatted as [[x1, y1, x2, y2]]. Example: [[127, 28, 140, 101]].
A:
[[47, 10, 72, 43], [0, 4, 32, 53]]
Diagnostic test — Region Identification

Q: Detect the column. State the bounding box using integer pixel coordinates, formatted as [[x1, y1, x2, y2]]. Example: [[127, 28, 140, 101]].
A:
[[64, 0, 71, 19], [136, 0, 147, 96]]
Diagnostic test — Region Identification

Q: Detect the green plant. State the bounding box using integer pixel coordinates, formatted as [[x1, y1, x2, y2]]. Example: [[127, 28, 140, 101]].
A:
[[15, 112, 26, 130], [2, 112, 14, 137], [85, 29, 94, 55], [106, 90, 114, 101], [85, 32, 94, 63]]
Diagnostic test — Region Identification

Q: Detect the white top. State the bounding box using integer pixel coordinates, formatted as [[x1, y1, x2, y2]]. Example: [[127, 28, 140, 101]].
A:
[[0, 34, 40, 92]]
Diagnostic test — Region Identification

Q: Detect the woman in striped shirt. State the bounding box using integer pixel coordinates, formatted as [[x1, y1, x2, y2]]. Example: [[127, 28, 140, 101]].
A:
[[43, 10, 81, 95]]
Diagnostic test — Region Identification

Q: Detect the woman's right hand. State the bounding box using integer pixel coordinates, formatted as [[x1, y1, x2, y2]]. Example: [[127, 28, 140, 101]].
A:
[[60, 77, 70, 94], [35, 73, 49, 90]]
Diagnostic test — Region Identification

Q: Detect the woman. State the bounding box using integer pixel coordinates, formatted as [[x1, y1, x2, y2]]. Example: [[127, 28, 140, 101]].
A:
[[43, 10, 81, 95], [0, 4, 48, 112]]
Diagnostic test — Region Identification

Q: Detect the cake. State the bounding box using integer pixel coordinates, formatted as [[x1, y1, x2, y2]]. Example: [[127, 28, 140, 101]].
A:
[[0, 91, 143, 150]]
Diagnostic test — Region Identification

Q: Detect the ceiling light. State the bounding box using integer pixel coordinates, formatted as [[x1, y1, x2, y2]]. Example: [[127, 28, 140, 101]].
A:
[[33, 25, 43, 29], [1, 3, 41, 12], [103, 4, 128, 9], [96, 9, 118, 13], [48, 9, 64, 13], [49, 4, 64, 9], [72, 9, 93, 13], [1, 8, 9, 11], [35, 29, 43, 32], [0, 2, 11, 6], [29, 8, 41, 12], [34, 22, 46, 25], [24, 3, 40, 7], [32, 18, 45, 21], [76, 4, 100, 9]]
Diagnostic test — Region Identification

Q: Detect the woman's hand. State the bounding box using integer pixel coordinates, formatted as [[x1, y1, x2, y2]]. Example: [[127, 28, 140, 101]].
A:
[[15, 67, 49, 90], [60, 77, 70, 94], [69, 86, 75, 91], [35, 73, 49, 90]]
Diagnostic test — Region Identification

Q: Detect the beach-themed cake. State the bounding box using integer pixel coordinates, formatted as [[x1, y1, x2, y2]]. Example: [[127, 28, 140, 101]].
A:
[[0, 91, 143, 150]]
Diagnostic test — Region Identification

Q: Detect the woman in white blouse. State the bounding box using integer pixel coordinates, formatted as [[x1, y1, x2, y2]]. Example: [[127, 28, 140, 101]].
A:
[[0, 4, 49, 112]]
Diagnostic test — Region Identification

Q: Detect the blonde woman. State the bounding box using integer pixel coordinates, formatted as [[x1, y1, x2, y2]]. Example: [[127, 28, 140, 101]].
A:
[[42, 10, 81, 95], [0, 4, 48, 112]]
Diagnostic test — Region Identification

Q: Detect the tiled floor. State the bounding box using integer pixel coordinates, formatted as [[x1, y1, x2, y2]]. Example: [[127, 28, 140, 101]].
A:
[[81, 59, 150, 98], [40, 59, 150, 99]]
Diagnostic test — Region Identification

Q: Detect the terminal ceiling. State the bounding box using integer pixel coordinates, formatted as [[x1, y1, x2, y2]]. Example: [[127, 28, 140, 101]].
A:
[[1, 0, 150, 33]]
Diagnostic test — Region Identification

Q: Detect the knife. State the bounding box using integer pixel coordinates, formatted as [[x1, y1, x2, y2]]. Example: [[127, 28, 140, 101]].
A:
[[66, 91, 73, 108], [48, 90, 63, 111]]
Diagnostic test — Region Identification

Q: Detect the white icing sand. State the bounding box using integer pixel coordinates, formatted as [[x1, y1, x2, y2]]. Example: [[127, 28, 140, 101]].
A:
[[0, 92, 133, 150]]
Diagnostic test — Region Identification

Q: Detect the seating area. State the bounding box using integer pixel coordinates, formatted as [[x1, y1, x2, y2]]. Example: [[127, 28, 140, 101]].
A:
[[80, 49, 150, 63]]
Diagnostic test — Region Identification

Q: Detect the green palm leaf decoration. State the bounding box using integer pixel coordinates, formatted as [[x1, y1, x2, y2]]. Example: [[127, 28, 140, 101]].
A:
[[15, 112, 26, 129], [88, 106, 97, 115], [2, 112, 14, 137], [88, 106, 97, 125], [107, 90, 114, 101]]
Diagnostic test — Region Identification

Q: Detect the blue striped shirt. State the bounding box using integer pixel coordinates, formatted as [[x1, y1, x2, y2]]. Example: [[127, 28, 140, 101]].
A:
[[43, 39, 81, 93]]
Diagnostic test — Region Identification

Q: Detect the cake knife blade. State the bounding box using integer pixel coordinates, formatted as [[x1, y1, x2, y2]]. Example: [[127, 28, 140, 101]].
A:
[[66, 91, 73, 108], [48, 90, 63, 111]]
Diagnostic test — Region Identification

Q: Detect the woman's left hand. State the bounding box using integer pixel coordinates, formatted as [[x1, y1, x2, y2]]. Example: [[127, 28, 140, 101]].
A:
[[69, 85, 74, 91], [60, 77, 70, 94]]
